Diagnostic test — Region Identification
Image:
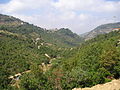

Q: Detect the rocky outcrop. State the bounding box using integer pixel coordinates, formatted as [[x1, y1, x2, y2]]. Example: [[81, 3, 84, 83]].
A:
[[72, 79, 120, 90], [81, 22, 120, 41]]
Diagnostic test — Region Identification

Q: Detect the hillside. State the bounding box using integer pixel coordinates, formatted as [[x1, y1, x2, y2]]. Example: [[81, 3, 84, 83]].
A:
[[81, 22, 120, 40], [0, 14, 120, 90], [0, 14, 83, 47], [47, 30, 120, 90], [0, 14, 82, 89]]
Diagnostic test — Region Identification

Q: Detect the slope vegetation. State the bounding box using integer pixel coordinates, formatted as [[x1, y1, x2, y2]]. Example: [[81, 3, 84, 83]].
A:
[[0, 14, 83, 47], [47, 30, 120, 90], [0, 14, 120, 90]]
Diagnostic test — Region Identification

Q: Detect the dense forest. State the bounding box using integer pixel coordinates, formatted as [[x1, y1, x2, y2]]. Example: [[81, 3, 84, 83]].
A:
[[0, 14, 120, 90]]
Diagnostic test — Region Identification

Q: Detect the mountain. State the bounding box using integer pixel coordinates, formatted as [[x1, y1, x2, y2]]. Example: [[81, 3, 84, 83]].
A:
[[50, 30, 120, 89], [81, 22, 120, 40], [0, 14, 120, 90], [0, 14, 83, 89], [0, 14, 83, 47]]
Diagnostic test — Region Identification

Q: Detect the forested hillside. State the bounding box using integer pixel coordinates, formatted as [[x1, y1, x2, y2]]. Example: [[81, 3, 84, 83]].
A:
[[0, 14, 83, 47], [0, 14, 120, 90], [45, 30, 120, 90], [0, 14, 82, 89]]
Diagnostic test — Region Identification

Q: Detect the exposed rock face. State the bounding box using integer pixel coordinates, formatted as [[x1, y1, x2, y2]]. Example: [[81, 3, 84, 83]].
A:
[[81, 22, 120, 41], [72, 79, 120, 90]]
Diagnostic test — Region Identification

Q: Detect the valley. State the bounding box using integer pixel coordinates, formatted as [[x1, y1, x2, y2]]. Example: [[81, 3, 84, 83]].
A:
[[0, 14, 120, 90]]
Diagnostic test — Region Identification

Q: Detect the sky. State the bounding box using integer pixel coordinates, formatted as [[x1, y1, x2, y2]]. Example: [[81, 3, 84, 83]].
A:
[[0, 0, 120, 34]]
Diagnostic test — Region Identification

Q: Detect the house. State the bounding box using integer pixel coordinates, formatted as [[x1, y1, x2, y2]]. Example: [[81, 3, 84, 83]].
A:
[[112, 28, 120, 31]]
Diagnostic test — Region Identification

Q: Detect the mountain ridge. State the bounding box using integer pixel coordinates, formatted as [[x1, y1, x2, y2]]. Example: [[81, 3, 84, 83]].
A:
[[81, 22, 120, 40], [0, 14, 83, 47]]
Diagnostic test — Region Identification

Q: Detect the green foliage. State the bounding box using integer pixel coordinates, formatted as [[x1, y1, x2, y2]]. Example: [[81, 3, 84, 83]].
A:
[[20, 64, 53, 90], [0, 14, 120, 90], [0, 15, 83, 48], [48, 30, 120, 89], [0, 28, 58, 89]]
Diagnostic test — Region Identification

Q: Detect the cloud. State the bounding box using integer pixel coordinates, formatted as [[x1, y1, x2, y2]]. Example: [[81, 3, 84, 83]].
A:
[[0, 0, 52, 13], [53, 0, 120, 13], [79, 14, 89, 21], [0, 0, 120, 34]]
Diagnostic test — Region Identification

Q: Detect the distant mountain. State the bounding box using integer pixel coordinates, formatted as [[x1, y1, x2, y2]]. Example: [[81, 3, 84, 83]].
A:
[[81, 22, 120, 40], [0, 14, 83, 47]]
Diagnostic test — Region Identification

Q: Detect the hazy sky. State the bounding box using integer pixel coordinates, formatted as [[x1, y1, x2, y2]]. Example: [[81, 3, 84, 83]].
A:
[[0, 0, 120, 34]]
